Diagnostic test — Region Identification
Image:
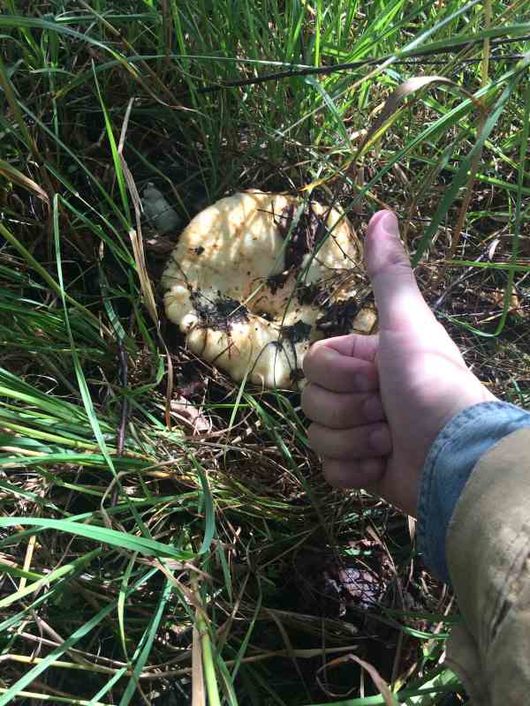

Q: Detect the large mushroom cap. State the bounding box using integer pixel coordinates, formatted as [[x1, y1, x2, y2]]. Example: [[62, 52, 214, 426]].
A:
[[161, 190, 375, 388]]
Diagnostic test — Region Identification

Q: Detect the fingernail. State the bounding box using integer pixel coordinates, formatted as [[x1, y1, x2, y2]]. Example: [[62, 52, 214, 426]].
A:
[[369, 425, 392, 454], [368, 210, 387, 230], [319, 347, 340, 363], [380, 210, 398, 235], [363, 396, 384, 422], [354, 374, 373, 392]]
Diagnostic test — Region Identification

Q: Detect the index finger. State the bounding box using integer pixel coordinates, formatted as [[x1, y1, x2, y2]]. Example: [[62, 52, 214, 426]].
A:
[[303, 344, 379, 392]]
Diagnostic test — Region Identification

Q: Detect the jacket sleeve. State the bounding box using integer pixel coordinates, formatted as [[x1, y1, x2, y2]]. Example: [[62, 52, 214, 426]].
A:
[[445, 427, 530, 705], [418, 401, 530, 582]]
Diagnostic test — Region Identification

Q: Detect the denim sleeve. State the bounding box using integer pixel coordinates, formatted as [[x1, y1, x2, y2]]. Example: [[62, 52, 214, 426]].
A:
[[417, 401, 530, 583]]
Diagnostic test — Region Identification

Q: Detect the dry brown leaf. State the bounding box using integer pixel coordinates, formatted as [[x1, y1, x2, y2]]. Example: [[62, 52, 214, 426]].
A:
[[192, 621, 206, 706], [170, 396, 212, 434], [0, 159, 49, 205], [482, 288, 523, 316]]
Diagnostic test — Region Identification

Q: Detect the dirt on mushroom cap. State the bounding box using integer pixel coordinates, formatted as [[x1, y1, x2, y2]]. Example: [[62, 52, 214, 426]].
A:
[[161, 190, 376, 389]]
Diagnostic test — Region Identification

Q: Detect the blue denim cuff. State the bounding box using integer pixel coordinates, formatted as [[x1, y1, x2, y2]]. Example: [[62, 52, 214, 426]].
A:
[[417, 401, 530, 583]]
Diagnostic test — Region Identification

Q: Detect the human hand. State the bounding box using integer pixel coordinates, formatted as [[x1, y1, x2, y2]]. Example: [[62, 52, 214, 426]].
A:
[[302, 210, 495, 516]]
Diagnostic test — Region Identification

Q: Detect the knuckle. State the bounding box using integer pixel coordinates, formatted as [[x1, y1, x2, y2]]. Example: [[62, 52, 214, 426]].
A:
[[367, 423, 392, 453], [362, 393, 384, 422]]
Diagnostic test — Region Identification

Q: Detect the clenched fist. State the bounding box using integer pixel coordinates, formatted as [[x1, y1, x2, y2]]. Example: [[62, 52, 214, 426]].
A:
[[302, 210, 494, 516]]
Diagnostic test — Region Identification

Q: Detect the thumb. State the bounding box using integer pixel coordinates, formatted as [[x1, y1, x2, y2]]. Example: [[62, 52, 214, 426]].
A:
[[365, 210, 434, 331]]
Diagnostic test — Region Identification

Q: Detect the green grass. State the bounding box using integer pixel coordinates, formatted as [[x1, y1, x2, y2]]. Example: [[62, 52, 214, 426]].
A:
[[0, 1, 529, 703]]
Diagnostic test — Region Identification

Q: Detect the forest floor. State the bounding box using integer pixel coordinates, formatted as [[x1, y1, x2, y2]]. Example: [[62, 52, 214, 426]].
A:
[[0, 2, 529, 704]]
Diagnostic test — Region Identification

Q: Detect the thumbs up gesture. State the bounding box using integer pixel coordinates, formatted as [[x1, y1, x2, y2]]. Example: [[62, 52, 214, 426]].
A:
[[302, 210, 494, 516]]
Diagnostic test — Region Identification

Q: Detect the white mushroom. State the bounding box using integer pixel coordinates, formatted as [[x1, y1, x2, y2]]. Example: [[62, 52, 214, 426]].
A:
[[161, 190, 376, 389]]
